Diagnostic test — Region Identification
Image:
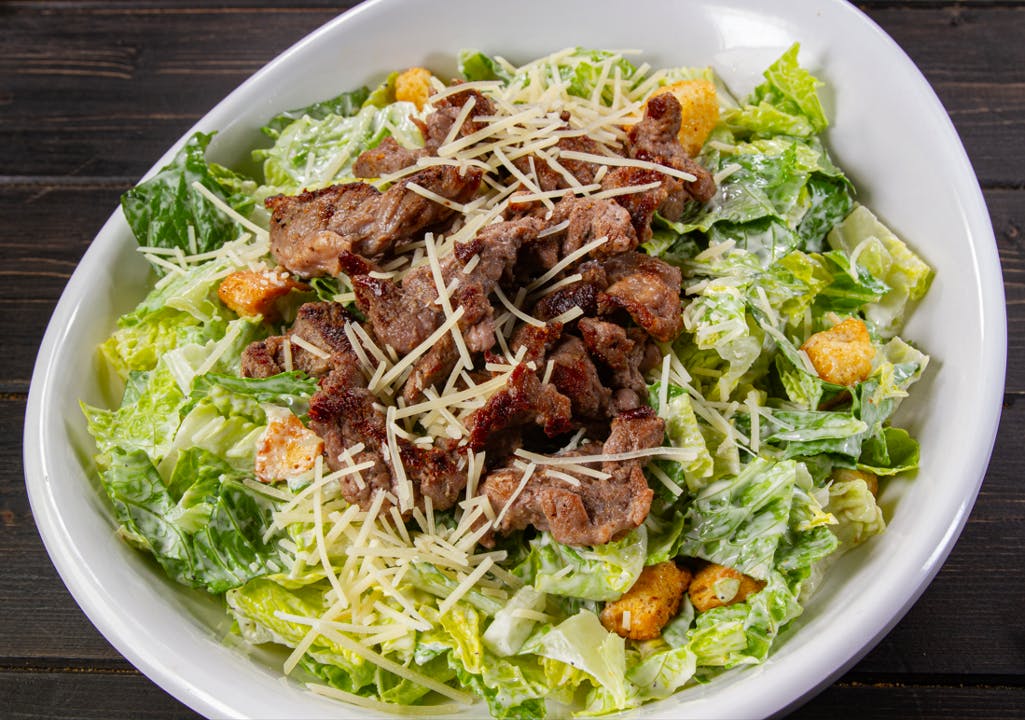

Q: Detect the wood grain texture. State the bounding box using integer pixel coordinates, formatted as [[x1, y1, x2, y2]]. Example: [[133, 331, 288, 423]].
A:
[[2, 1, 1023, 719]]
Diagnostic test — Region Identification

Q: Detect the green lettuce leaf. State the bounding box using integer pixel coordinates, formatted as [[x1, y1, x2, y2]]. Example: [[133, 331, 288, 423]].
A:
[[101, 449, 286, 593], [827, 205, 932, 337], [675, 458, 805, 580], [725, 43, 827, 139], [521, 611, 628, 709], [121, 132, 257, 256], [261, 87, 371, 140], [483, 585, 547, 657], [458, 50, 513, 83], [256, 102, 423, 193], [826, 477, 885, 550], [515, 528, 647, 602]]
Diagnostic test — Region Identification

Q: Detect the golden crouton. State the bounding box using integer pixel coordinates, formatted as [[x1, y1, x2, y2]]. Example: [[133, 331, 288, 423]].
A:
[[648, 79, 719, 157], [688, 563, 765, 613], [833, 467, 879, 497], [217, 267, 306, 322], [394, 67, 435, 110], [800, 317, 876, 387], [254, 411, 324, 483], [600, 562, 692, 640]]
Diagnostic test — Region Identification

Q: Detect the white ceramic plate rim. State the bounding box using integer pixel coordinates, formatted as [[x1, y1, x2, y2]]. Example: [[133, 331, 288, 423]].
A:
[[24, 1, 1006, 718]]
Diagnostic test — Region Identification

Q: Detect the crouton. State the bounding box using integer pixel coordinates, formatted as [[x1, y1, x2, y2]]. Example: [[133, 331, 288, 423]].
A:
[[648, 79, 720, 157], [600, 562, 691, 640], [800, 317, 876, 387], [394, 67, 435, 110], [833, 467, 879, 497], [688, 563, 765, 613], [217, 267, 306, 322], [254, 410, 324, 483]]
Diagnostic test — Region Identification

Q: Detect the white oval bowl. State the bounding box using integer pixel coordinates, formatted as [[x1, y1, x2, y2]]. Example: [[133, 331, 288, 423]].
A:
[[24, 0, 1006, 718]]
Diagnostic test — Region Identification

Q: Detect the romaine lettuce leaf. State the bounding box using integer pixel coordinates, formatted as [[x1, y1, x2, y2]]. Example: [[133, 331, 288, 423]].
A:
[[827, 205, 932, 336], [458, 50, 512, 83], [515, 527, 647, 602], [418, 604, 550, 718], [725, 43, 827, 139], [261, 87, 371, 140], [228, 578, 376, 690], [653, 384, 714, 490], [102, 449, 286, 593], [483, 585, 547, 657], [121, 132, 257, 256], [675, 458, 804, 580], [521, 611, 628, 709], [256, 102, 423, 193], [826, 477, 885, 550]]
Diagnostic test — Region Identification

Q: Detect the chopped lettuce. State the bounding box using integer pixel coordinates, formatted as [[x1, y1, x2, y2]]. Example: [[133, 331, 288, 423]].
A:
[[121, 132, 258, 256], [515, 528, 647, 601], [102, 449, 286, 593], [826, 477, 885, 550], [261, 87, 371, 140], [521, 611, 628, 709], [725, 43, 827, 139], [459, 49, 513, 83], [255, 101, 424, 193], [827, 205, 932, 336], [675, 459, 804, 580]]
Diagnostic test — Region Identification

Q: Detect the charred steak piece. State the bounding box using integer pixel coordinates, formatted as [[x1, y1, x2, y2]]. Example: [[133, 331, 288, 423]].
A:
[[626, 92, 717, 209], [465, 363, 573, 454], [352, 216, 542, 355], [266, 165, 482, 277], [309, 374, 467, 514], [480, 407, 663, 546], [598, 252, 684, 343], [241, 302, 366, 387]]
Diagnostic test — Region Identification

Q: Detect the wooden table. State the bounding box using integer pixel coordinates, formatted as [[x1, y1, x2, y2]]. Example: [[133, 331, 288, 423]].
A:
[[2, 2, 1022, 718]]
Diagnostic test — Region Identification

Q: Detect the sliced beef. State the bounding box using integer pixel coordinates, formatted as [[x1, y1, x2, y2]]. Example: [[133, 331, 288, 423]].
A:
[[309, 375, 467, 514], [241, 302, 366, 386], [512, 133, 608, 192], [479, 408, 663, 546], [547, 336, 611, 420], [353, 216, 541, 355], [309, 382, 394, 510], [598, 252, 684, 342], [514, 195, 637, 275], [465, 363, 573, 454], [510, 321, 563, 366], [352, 137, 426, 178], [401, 332, 459, 404], [626, 92, 716, 205], [266, 184, 380, 277], [596, 94, 717, 240], [357, 165, 483, 257], [600, 166, 670, 244], [267, 165, 482, 277], [416, 88, 497, 152], [552, 195, 638, 259], [578, 316, 650, 401], [601, 405, 666, 468], [351, 274, 443, 354], [353, 88, 497, 178], [531, 282, 600, 323]]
